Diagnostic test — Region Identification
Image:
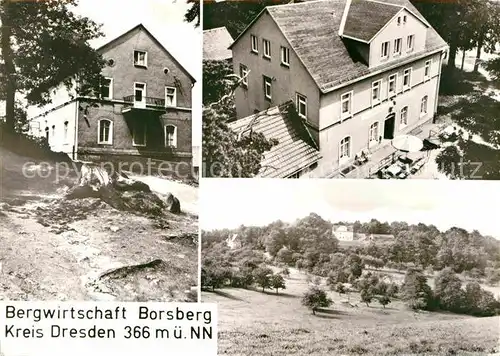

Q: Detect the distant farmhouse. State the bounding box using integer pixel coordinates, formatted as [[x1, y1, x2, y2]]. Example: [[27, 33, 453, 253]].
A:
[[226, 233, 242, 249], [333, 223, 394, 244], [228, 0, 449, 178], [28, 24, 195, 177], [203, 26, 233, 61], [332, 224, 355, 241]]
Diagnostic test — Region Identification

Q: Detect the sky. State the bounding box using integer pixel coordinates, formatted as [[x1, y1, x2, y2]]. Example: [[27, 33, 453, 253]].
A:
[[200, 179, 500, 239], [48, 0, 202, 146]]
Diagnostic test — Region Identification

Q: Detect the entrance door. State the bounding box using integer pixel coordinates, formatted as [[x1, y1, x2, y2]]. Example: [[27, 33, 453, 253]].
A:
[[384, 113, 396, 140], [134, 83, 146, 108]]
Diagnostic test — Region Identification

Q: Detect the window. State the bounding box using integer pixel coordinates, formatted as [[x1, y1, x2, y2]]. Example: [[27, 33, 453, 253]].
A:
[[98, 119, 112, 144], [251, 35, 258, 53], [400, 106, 408, 126], [263, 39, 271, 59], [133, 123, 146, 146], [51, 125, 55, 137], [403, 68, 411, 90], [424, 60, 431, 80], [407, 35, 414, 52], [63, 121, 68, 143], [45, 127, 49, 140], [394, 38, 402, 55], [134, 83, 146, 105], [369, 122, 379, 143], [296, 93, 307, 118], [164, 125, 177, 148], [281, 46, 290, 66], [133, 50, 147, 67], [381, 41, 390, 59], [403, 15, 407, 24], [263, 76, 272, 100], [420, 95, 428, 115], [165, 87, 177, 107], [240, 64, 249, 88], [339, 136, 351, 161], [397, 16, 401, 25], [388, 74, 397, 97], [340, 92, 352, 117], [372, 80, 381, 105], [100, 77, 113, 99]]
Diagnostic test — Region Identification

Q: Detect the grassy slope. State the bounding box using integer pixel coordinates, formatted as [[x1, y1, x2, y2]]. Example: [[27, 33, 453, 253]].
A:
[[203, 268, 500, 355]]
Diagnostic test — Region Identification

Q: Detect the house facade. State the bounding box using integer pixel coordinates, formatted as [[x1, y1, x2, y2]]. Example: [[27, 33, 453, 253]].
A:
[[28, 24, 195, 177], [332, 224, 355, 241], [230, 0, 448, 177]]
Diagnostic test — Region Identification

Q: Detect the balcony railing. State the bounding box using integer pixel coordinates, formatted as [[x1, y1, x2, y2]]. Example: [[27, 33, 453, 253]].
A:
[[123, 95, 165, 108]]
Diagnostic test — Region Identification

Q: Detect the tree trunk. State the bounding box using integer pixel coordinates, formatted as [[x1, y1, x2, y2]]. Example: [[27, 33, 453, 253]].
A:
[[446, 40, 459, 75], [0, 1, 16, 133], [275, 289, 278, 295], [474, 33, 484, 73], [365, 302, 369, 307], [312, 308, 316, 315], [461, 51, 466, 71], [262, 287, 264, 292], [383, 305, 386, 309]]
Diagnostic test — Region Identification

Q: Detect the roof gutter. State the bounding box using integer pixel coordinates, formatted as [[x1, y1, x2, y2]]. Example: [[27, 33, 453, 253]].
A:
[[320, 45, 449, 94]]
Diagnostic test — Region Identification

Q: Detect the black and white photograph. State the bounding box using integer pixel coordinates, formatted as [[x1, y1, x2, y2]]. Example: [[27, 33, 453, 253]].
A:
[[202, 0, 500, 179], [0, 0, 201, 302], [201, 178, 500, 355]]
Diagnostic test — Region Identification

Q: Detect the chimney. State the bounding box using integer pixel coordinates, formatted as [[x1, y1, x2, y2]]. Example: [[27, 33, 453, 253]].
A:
[[338, 0, 352, 37]]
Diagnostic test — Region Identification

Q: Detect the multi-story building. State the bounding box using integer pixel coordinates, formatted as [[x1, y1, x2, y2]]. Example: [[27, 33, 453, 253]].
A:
[[332, 224, 355, 241], [229, 0, 449, 177], [28, 24, 195, 177]]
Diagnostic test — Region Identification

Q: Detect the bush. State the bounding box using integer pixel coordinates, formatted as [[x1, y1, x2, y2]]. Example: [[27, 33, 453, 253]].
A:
[[301, 286, 332, 315]]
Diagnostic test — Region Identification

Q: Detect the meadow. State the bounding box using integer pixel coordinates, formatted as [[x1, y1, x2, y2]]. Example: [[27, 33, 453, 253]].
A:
[[203, 268, 500, 356]]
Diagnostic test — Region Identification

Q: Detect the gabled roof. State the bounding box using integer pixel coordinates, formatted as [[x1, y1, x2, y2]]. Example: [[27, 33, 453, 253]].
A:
[[230, 0, 447, 93], [341, 0, 429, 43], [342, 1, 403, 42], [229, 101, 321, 178], [203, 27, 233, 60], [97, 24, 195, 84]]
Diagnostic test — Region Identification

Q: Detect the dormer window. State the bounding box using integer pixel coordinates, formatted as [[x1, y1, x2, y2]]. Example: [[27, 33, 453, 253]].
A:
[[381, 41, 390, 59], [407, 35, 414, 52], [134, 50, 147, 67], [394, 38, 402, 56]]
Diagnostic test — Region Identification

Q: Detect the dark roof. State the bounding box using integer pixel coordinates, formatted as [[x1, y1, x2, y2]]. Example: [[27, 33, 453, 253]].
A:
[[343, 1, 402, 42], [254, 0, 447, 92], [229, 102, 321, 178], [97, 24, 196, 84], [203, 27, 233, 60]]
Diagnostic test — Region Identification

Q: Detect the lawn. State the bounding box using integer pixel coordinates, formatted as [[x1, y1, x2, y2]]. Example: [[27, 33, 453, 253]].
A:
[[203, 268, 500, 355]]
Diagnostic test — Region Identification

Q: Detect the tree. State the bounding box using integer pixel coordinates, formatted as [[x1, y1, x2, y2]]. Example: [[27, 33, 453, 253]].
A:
[[253, 266, 273, 292], [202, 70, 278, 178], [400, 269, 433, 310], [434, 268, 466, 313], [334, 282, 346, 296], [378, 295, 391, 309], [280, 267, 290, 278], [270, 274, 286, 295], [485, 57, 500, 82], [360, 289, 373, 307], [0, 0, 106, 133], [184, 0, 200, 28], [301, 286, 332, 315]]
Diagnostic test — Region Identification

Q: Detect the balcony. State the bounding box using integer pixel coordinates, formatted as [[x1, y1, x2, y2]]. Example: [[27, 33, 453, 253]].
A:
[[122, 95, 166, 114]]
